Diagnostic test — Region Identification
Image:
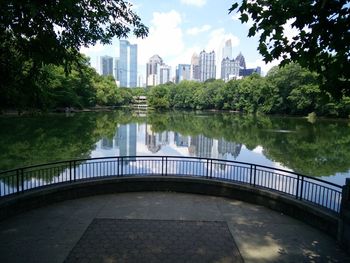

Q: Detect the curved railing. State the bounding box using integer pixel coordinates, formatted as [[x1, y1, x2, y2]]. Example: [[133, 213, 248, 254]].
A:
[[0, 156, 343, 213]]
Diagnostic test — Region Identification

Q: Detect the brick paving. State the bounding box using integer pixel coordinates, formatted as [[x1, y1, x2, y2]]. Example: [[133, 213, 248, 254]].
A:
[[64, 219, 243, 263]]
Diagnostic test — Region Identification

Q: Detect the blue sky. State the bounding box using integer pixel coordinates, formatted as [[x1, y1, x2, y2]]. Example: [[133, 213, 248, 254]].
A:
[[80, 0, 280, 80]]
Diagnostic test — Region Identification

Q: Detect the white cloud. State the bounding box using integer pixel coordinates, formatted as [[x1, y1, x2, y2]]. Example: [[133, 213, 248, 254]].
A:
[[168, 45, 200, 69], [80, 42, 105, 54], [186, 25, 211, 36], [132, 10, 184, 66], [180, 0, 206, 7]]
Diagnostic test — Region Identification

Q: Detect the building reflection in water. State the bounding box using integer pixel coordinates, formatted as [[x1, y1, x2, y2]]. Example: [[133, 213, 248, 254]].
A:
[[145, 124, 169, 153], [117, 124, 137, 163], [96, 123, 242, 162]]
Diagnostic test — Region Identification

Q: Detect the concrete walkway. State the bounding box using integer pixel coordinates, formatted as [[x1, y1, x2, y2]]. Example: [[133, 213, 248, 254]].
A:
[[0, 192, 348, 263]]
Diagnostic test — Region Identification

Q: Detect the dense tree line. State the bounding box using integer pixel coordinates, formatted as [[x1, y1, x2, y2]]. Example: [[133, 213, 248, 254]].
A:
[[0, 53, 137, 111], [148, 63, 350, 118]]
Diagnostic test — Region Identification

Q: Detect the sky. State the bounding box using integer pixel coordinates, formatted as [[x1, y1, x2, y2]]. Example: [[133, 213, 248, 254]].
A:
[[80, 0, 280, 81]]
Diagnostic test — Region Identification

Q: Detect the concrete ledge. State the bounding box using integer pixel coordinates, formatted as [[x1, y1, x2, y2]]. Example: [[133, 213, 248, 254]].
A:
[[0, 176, 339, 238]]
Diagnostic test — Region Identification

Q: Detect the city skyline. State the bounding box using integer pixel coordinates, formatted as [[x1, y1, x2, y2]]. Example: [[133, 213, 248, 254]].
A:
[[81, 1, 283, 83], [94, 122, 243, 161], [96, 45, 260, 86]]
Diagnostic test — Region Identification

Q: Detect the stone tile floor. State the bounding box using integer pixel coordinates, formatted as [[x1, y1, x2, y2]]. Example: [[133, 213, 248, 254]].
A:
[[65, 219, 243, 263]]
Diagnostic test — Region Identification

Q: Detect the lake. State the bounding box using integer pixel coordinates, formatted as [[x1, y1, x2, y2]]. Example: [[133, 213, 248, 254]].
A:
[[1, 110, 350, 186]]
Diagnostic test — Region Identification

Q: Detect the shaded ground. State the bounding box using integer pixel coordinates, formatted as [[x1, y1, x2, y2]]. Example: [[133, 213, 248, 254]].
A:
[[65, 219, 242, 263], [0, 192, 348, 263]]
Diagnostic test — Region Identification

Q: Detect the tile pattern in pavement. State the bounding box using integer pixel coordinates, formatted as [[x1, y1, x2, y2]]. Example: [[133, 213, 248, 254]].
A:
[[64, 218, 243, 263]]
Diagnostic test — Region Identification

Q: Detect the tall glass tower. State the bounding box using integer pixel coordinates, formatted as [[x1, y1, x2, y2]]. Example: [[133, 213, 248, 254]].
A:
[[100, 56, 114, 76], [222, 39, 233, 60], [119, 40, 137, 87]]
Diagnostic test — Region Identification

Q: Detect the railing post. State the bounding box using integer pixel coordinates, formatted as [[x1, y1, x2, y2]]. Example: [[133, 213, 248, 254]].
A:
[[73, 161, 76, 181], [253, 165, 256, 187], [165, 157, 168, 176], [296, 175, 300, 199], [69, 161, 72, 181], [16, 169, 19, 194], [210, 160, 213, 178], [121, 157, 124, 176], [299, 176, 304, 200], [249, 165, 253, 185], [117, 157, 120, 176], [21, 169, 24, 192], [161, 157, 164, 176], [206, 159, 209, 178]]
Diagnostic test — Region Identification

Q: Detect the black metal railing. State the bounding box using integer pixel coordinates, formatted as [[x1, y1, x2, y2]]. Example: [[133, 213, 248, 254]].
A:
[[0, 156, 343, 213]]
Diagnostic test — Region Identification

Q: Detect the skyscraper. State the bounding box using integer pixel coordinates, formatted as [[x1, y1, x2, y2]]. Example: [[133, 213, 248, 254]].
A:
[[190, 53, 200, 81], [146, 54, 163, 86], [100, 56, 114, 76], [119, 40, 137, 87], [113, 57, 119, 82], [176, 64, 191, 83], [222, 39, 233, 60], [235, 52, 246, 69], [159, 64, 171, 84], [146, 55, 171, 86], [221, 58, 240, 81], [199, 50, 216, 82]]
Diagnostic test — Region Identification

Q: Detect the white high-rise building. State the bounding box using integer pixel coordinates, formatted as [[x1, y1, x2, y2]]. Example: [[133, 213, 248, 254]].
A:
[[199, 50, 216, 82], [222, 39, 233, 60], [221, 58, 240, 81], [146, 55, 171, 86], [160, 65, 171, 84], [146, 55, 163, 86]]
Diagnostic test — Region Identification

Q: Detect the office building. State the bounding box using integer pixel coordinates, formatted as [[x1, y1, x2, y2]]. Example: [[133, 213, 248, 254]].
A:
[[240, 66, 262, 77], [146, 55, 163, 86], [176, 64, 191, 83], [119, 40, 137, 87], [199, 50, 216, 82], [113, 57, 119, 82], [146, 55, 171, 86], [190, 53, 200, 81], [235, 52, 246, 70], [221, 58, 240, 81], [100, 56, 114, 76], [222, 39, 233, 60], [160, 65, 171, 84]]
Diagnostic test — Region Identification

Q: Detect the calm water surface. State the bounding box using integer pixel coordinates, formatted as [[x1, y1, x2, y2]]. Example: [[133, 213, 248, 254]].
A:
[[1, 110, 349, 185]]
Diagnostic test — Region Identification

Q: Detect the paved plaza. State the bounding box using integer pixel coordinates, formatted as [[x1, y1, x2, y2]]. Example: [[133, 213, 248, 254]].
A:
[[0, 192, 349, 262]]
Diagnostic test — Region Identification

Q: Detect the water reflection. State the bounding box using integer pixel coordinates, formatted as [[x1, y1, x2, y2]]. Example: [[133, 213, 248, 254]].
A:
[[92, 123, 243, 163], [1, 110, 350, 185]]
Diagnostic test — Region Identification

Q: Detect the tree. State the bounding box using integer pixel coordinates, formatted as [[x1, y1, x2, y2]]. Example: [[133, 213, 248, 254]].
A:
[[0, 0, 148, 68], [148, 85, 170, 109], [0, 0, 147, 111], [230, 1, 350, 98]]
